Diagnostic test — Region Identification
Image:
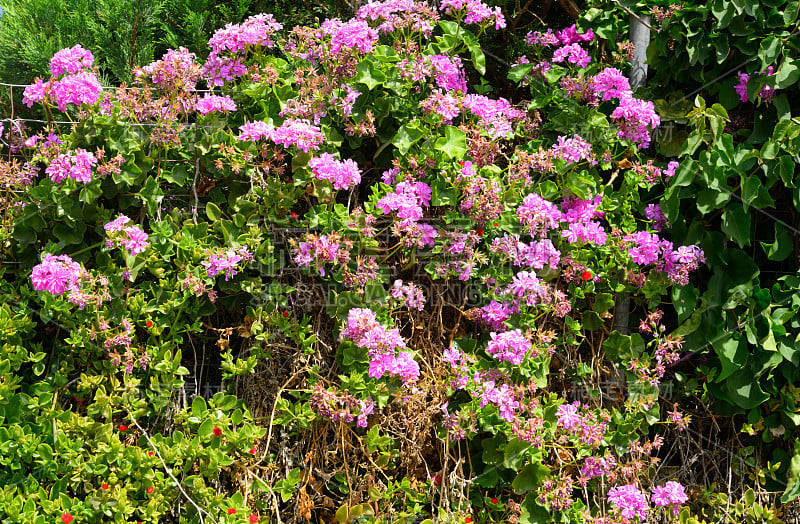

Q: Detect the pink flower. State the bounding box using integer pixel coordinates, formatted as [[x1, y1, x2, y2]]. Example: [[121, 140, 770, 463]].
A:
[[50, 45, 94, 77], [238, 121, 274, 142], [308, 153, 362, 190], [556, 402, 581, 430], [122, 227, 150, 255], [607, 484, 649, 521], [31, 254, 83, 296], [195, 94, 237, 115]]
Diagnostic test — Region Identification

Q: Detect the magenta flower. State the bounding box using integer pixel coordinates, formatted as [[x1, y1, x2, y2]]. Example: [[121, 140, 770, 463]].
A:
[[486, 329, 531, 365], [321, 18, 379, 55], [46, 149, 97, 184], [552, 43, 591, 68], [195, 94, 237, 115], [308, 153, 362, 190], [270, 119, 324, 153], [555, 402, 581, 430], [31, 254, 83, 296], [238, 121, 274, 142], [607, 484, 649, 521], [50, 45, 94, 77], [651, 481, 688, 515], [122, 227, 150, 255], [104, 215, 131, 233]]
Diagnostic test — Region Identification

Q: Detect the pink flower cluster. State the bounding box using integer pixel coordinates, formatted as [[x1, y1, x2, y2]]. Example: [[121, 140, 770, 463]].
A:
[[203, 246, 253, 280], [204, 14, 282, 86], [46, 149, 97, 184], [31, 254, 83, 296], [553, 43, 591, 68], [50, 45, 94, 77], [321, 18, 379, 55], [340, 308, 420, 381], [136, 48, 202, 92], [651, 481, 688, 515], [485, 329, 532, 364], [195, 94, 237, 115], [552, 134, 595, 165], [390, 279, 426, 310], [104, 215, 150, 256], [439, 0, 506, 29], [735, 67, 776, 103], [236, 119, 324, 152], [356, 0, 439, 36], [309, 382, 375, 428], [421, 90, 460, 122], [607, 484, 649, 521], [462, 94, 525, 139], [309, 153, 362, 190], [475, 375, 519, 421], [23, 73, 103, 112], [208, 13, 282, 53], [470, 300, 516, 331], [625, 232, 705, 284], [293, 233, 352, 276], [611, 96, 661, 148], [516, 193, 561, 237], [376, 180, 431, 221]]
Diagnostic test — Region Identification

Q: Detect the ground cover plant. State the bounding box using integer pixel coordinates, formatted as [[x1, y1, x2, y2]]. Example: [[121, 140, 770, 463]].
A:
[[0, 0, 795, 523]]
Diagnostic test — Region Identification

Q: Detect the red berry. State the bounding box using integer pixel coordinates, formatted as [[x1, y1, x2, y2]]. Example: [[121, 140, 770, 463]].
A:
[[118, 424, 128, 432], [212, 426, 223, 437], [146, 320, 153, 328], [291, 212, 298, 220], [493, 222, 499, 227], [282, 311, 289, 318], [146, 487, 154, 494], [476, 228, 484, 236], [491, 497, 498, 504], [61, 513, 74, 524], [581, 270, 592, 281], [249, 515, 259, 524], [465, 518, 472, 523], [227, 508, 237, 515], [432, 475, 441, 486], [250, 446, 257, 454], [101, 483, 109, 490], [148, 451, 154, 457]]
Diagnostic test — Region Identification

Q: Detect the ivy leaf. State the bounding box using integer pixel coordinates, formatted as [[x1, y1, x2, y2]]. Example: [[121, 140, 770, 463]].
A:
[[508, 63, 535, 83], [721, 204, 751, 247], [392, 121, 425, 155], [758, 36, 781, 69], [712, 333, 748, 381], [776, 57, 800, 89], [206, 202, 222, 222], [434, 125, 467, 160], [761, 222, 793, 261], [512, 463, 550, 494]]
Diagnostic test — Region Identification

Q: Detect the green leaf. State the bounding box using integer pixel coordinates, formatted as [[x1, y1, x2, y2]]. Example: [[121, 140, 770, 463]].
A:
[[721, 367, 770, 409], [434, 125, 467, 160], [519, 493, 550, 524], [761, 222, 794, 261], [503, 439, 531, 470], [512, 463, 549, 494], [785, 1, 799, 24], [392, 122, 425, 155], [672, 284, 699, 324], [712, 334, 748, 382], [354, 59, 386, 90], [759, 36, 781, 69], [206, 202, 222, 222], [508, 63, 535, 83], [781, 440, 800, 502], [776, 57, 800, 89], [468, 43, 486, 75], [593, 293, 615, 313], [140, 176, 164, 216], [721, 204, 751, 247]]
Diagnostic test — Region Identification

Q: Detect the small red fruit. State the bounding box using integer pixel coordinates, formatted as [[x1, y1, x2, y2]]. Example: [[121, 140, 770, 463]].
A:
[[282, 311, 289, 318], [581, 270, 592, 281], [119, 424, 128, 432], [227, 508, 237, 515], [249, 515, 259, 524], [146, 487, 154, 494], [465, 518, 472, 523], [145, 320, 153, 328], [148, 451, 154, 457], [212, 426, 223, 437], [101, 483, 109, 490], [250, 446, 257, 454], [290, 212, 298, 220], [491, 497, 498, 504], [61, 513, 74, 524], [476, 228, 484, 236], [432, 475, 442, 486], [493, 222, 499, 227]]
